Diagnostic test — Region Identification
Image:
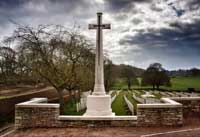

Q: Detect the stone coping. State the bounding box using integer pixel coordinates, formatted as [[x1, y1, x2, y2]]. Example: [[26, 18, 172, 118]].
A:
[[170, 97, 200, 101], [87, 94, 111, 97], [58, 115, 137, 121], [16, 103, 60, 108], [16, 98, 59, 108], [137, 97, 182, 108], [161, 98, 182, 105]]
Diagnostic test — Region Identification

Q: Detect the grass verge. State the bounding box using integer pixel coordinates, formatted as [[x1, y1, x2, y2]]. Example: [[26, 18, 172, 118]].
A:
[[111, 91, 127, 115]]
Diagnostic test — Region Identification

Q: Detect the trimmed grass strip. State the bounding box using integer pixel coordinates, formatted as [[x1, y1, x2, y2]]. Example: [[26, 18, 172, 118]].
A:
[[111, 91, 127, 115]]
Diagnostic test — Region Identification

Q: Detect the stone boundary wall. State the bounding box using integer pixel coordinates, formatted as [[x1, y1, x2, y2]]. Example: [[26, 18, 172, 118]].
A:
[[15, 98, 137, 128], [137, 98, 183, 126], [15, 98, 59, 128], [15, 97, 200, 128], [170, 97, 200, 117], [57, 116, 137, 127]]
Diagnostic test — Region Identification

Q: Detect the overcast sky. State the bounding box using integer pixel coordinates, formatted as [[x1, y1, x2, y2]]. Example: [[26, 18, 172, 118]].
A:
[[0, 0, 200, 70]]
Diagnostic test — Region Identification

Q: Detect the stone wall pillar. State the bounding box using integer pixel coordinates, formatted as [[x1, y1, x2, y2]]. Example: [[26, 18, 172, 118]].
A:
[[137, 107, 183, 126], [171, 97, 200, 117], [15, 98, 59, 128], [137, 98, 183, 126]]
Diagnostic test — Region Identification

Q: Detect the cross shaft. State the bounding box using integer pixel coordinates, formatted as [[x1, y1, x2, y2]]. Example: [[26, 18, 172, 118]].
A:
[[88, 12, 111, 95]]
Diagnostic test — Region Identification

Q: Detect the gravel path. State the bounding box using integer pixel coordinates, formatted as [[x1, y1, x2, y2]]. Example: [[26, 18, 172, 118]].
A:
[[5, 126, 200, 137]]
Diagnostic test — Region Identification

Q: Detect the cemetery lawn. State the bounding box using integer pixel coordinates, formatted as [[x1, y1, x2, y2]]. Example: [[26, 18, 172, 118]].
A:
[[113, 79, 134, 90], [64, 102, 85, 115], [111, 91, 127, 115], [113, 76, 200, 91], [152, 91, 163, 99], [167, 76, 200, 90]]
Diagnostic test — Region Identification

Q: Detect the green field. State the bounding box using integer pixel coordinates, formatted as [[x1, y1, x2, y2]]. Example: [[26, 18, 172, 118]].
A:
[[113, 76, 200, 91], [113, 79, 129, 90], [166, 76, 200, 90]]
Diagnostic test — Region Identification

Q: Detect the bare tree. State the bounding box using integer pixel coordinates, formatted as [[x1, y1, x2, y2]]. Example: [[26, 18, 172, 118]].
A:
[[120, 65, 136, 90], [5, 24, 94, 113], [0, 46, 17, 85]]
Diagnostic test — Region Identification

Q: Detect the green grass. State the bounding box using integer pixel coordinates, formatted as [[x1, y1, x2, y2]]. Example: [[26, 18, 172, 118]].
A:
[[113, 79, 129, 90], [152, 91, 163, 99], [166, 76, 200, 90], [113, 76, 200, 91], [111, 91, 127, 115], [0, 96, 8, 100], [64, 101, 85, 115]]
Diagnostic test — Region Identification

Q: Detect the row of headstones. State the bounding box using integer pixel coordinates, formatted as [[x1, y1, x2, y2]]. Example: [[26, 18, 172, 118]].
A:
[[158, 91, 199, 97], [135, 90, 199, 97], [137, 90, 199, 98], [76, 98, 87, 112], [76, 90, 91, 112], [77, 89, 199, 112], [123, 95, 134, 115], [132, 93, 145, 104], [133, 91, 160, 104], [110, 90, 120, 103]]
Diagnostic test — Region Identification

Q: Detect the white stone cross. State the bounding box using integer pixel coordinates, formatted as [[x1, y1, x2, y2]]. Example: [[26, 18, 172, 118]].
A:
[[89, 12, 110, 95]]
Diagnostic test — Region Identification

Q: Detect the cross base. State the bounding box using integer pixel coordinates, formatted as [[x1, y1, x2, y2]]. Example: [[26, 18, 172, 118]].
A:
[[84, 95, 115, 116]]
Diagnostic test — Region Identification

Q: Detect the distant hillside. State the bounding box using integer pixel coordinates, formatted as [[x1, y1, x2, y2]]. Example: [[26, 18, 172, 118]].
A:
[[167, 68, 200, 77], [112, 64, 145, 77], [112, 63, 200, 78]]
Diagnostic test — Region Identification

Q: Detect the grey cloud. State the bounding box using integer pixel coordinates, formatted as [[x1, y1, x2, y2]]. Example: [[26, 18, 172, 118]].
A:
[[0, 0, 200, 69], [105, 0, 152, 13], [113, 13, 129, 21], [119, 19, 200, 57], [0, 0, 91, 25], [106, 0, 135, 13], [150, 3, 163, 12], [0, 0, 26, 9], [187, 0, 200, 10], [131, 18, 142, 25]]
